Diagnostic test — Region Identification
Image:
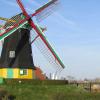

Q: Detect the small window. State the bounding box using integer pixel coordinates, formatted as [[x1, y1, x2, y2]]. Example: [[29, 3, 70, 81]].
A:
[[20, 69, 28, 75], [9, 51, 15, 58]]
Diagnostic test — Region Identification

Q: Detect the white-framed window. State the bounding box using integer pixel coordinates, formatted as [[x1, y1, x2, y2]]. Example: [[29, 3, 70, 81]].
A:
[[9, 51, 15, 58], [20, 69, 28, 75]]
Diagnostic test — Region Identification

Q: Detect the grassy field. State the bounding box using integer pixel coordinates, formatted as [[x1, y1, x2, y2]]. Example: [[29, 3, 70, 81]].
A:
[[0, 83, 100, 100]]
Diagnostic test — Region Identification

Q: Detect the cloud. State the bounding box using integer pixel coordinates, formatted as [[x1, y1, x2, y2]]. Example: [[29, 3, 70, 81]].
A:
[[0, 0, 37, 13], [52, 12, 83, 32], [55, 12, 76, 26], [1, 0, 82, 35], [27, 0, 40, 7], [1, 0, 73, 25], [1, 0, 18, 7]]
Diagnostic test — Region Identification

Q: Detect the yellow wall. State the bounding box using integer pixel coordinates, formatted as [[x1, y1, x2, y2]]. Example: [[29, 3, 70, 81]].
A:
[[0, 68, 34, 79], [13, 68, 19, 78], [13, 68, 33, 79], [0, 69, 2, 77], [0, 69, 7, 78], [18, 69, 33, 79], [2, 69, 7, 78]]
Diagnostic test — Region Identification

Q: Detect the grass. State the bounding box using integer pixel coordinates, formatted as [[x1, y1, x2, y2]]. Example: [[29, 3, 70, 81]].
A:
[[0, 83, 100, 100]]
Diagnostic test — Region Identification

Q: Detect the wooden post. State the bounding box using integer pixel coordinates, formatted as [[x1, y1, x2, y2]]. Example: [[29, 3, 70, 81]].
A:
[[90, 82, 92, 92]]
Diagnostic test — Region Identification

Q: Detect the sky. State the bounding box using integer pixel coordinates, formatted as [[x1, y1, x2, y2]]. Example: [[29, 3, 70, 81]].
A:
[[0, 0, 100, 79]]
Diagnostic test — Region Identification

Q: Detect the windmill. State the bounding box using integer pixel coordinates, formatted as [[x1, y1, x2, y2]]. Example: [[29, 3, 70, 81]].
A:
[[0, 0, 65, 79]]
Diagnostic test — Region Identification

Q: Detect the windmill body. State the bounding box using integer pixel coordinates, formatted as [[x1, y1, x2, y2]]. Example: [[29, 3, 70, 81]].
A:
[[0, 14, 35, 79], [0, 29, 34, 79], [0, 0, 65, 79]]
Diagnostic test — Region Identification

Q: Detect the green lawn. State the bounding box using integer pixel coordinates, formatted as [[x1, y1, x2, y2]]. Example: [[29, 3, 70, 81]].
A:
[[0, 83, 100, 100]]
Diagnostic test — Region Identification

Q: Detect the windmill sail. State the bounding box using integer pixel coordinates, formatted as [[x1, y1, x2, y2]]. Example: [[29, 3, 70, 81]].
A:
[[31, 23, 65, 71], [0, 21, 28, 41], [35, 0, 59, 22], [0, 14, 28, 41], [0, 17, 16, 23]]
